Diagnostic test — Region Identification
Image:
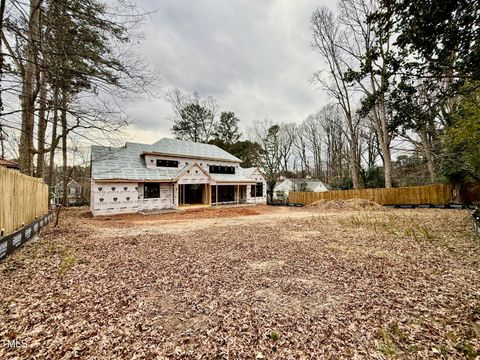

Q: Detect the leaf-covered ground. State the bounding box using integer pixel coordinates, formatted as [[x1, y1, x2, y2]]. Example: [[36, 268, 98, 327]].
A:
[[1, 206, 479, 359]]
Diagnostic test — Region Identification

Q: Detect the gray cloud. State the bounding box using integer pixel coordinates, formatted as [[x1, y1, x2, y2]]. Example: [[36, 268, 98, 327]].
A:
[[123, 0, 335, 143]]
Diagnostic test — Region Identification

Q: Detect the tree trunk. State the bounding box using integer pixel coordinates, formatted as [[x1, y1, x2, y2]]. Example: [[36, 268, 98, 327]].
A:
[[368, 71, 394, 188], [419, 129, 436, 182], [380, 139, 393, 188], [19, 0, 41, 175], [47, 86, 59, 188], [378, 109, 393, 188], [348, 121, 361, 189], [36, 71, 47, 178], [373, 109, 393, 189], [61, 89, 68, 207], [350, 138, 361, 189], [0, 0, 7, 119]]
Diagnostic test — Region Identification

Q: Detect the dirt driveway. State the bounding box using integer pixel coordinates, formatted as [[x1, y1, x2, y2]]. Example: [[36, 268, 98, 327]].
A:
[[91, 205, 320, 237], [1, 205, 479, 359]]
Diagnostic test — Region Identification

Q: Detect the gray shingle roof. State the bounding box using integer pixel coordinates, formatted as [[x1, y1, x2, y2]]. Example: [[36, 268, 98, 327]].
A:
[[91, 139, 245, 181], [148, 138, 241, 162]]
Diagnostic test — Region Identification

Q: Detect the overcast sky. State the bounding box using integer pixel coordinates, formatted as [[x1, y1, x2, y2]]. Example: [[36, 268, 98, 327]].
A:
[[121, 0, 336, 144]]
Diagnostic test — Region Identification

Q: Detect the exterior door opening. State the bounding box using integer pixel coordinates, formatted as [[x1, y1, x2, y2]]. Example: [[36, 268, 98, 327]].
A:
[[179, 184, 205, 205], [212, 185, 236, 204]]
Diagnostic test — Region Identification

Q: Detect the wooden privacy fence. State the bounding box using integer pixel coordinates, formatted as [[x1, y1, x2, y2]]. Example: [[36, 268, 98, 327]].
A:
[[289, 183, 454, 206], [0, 166, 49, 235]]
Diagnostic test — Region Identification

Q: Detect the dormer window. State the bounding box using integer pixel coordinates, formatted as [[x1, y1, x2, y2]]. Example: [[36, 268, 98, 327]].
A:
[[157, 159, 179, 168], [209, 165, 235, 174]]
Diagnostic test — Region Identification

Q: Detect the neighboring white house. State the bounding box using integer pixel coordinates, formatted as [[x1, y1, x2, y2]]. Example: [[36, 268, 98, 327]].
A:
[[273, 178, 329, 201], [90, 138, 267, 216]]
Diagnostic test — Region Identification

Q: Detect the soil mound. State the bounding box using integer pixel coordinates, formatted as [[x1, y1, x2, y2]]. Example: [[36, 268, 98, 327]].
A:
[[308, 198, 383, 210]]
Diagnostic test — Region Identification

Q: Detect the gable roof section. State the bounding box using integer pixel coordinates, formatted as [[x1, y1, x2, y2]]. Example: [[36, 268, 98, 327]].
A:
[[173, 162, 212, 182], [91, 143, 183, 181], [145, 138, 242, 163], [53, 179, 82, 189]]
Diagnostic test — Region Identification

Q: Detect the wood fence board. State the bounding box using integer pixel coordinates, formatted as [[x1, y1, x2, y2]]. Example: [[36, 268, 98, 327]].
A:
[[289, 184, 454, 206], [0, 167, 49, 235]]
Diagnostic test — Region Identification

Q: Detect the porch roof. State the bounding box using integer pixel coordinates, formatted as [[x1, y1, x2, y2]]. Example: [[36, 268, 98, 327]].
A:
[[209, 167, 260, 184]]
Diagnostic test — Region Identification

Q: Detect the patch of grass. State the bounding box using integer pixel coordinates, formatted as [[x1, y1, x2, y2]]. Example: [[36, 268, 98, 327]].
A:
[[404, 227, 420, 242], [439, 345, 450, 357], [420, 226, 434, 241], [338, 215, 359, 227], [270, 331, 281, 341], [59, 253, 78, 275], [338, 213, 404, 236], [378, 327, 398, 358], [388, 322, 407, 342], [454, 341, 478, 359], [378, 341, 396, 358]]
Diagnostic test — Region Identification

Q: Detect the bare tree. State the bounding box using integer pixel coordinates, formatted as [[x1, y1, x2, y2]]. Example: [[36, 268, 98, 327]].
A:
[[337, 0, 395, 187], [1, 0, 155, 189], [251, 119, 283, 203], [302, 105, 351, 184], [293, 124, 310, 176], [311, 7, 362, 188], [166, 88, 218, 143], [302, 113, 323, 180], [319, 105, 350, 183], [278, 123, 297, 174], [18, 0, 41, 174], [359, 124, 380, 171]]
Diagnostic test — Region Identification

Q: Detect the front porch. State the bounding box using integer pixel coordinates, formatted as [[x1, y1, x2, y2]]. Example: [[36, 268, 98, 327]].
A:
[[178, 183, 211, 206], [177, 184, 255, 207], [211, 184, 259, 206]]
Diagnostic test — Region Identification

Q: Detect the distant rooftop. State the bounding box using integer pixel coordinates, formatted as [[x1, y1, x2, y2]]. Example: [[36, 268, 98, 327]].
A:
[[0, 158, 19, 169]]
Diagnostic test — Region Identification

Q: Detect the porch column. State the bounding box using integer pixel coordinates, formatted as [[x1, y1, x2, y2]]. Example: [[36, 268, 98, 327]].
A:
[[216, 185, 218, 206], [255, 183, 257, 204], [236, 185, 239, 204], [176, 183, 179, 206]]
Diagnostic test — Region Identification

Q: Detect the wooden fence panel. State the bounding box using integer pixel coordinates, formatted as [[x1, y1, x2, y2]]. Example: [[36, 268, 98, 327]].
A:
[[289, 183, 454, 206], [0, 167, 49, 235]]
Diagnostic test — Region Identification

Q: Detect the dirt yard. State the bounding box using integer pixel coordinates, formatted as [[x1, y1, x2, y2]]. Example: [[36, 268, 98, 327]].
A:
[[1, 205, 479, 359]]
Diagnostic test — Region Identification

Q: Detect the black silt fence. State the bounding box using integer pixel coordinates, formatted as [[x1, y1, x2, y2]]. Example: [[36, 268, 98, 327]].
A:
[[0, 212, 54, 261], [473, 209, 480, 239]]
